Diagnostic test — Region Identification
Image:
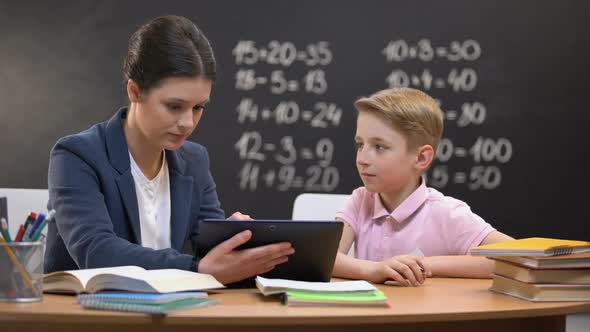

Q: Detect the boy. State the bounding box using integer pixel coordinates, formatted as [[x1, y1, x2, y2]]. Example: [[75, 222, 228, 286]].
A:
[[333, 88, 512, 286]]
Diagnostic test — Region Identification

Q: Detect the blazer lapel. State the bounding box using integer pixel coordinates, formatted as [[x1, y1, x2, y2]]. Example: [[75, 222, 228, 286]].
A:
[[106, 108, 142, 244], [116, 173, 141, 244], [167, 150, 194, 251]]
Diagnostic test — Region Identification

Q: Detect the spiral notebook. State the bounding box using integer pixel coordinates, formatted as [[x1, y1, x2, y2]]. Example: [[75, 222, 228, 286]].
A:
[[77, 291, 219, 315], [470, 237, 590, 257], [77, 291, 208, 304]]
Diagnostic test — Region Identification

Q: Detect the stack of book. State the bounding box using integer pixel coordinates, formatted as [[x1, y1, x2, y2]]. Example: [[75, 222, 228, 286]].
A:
[[470, 238, 590, 302], [77, 291, 219, 315], [255, 276, 389, 307]]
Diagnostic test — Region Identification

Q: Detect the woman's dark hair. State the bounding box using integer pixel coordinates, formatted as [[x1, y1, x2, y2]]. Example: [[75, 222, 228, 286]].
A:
[[123, 15, 216, 92]]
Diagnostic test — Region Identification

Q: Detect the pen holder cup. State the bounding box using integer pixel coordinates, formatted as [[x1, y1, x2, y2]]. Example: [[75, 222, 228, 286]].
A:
[[0, 241, 44, 302]]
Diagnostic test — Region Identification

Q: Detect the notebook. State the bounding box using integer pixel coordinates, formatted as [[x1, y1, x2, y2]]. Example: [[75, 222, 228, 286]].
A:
[[255, 276, 389, 307], [284, 289, 389, 307], [470, 238, 590, 257], [43, 266, 224, 294], [255, 276, 376, 295], [77, 291, 208, 304], [77, 296, 219, 315]]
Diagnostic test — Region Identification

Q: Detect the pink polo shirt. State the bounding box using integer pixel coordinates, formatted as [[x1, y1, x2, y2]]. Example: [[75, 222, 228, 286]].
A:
[[336, 181, 495, 261]]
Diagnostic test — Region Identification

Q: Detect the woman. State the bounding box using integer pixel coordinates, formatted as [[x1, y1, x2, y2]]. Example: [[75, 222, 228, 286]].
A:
[[44, 15, 294, 284]]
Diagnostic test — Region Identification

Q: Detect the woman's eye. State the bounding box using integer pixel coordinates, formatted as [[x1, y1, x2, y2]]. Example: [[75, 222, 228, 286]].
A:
[[166, 104, 182, 111], [194, 105, 205, 112], [354, 142, 363, 150], [375, 144, 386, 150]]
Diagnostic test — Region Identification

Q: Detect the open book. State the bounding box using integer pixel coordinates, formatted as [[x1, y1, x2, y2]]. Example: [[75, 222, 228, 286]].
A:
[[43, 266, 224, 294]]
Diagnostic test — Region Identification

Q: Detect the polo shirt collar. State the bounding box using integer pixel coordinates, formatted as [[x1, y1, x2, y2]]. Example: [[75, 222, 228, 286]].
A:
[[372, 179, 429, 223]]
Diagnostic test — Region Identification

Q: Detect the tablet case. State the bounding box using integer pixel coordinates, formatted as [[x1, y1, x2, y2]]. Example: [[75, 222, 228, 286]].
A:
[[197, 220, 343, 284]]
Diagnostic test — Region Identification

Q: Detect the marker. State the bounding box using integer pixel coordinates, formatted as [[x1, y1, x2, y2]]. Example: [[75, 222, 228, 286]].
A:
[[26, 213, 46, 241], [0, 217, 12, 242], [23, 212, 37, 228], [14, 224, 25, 242], [30, 210, 55, 242], [21, 212, 37, 242]]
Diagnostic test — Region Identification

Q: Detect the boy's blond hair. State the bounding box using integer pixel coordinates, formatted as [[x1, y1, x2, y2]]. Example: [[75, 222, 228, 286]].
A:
[[354, 88, 443, 151]]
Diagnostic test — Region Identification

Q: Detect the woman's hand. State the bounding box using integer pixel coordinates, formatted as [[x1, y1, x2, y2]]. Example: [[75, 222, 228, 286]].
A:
[[227, 211, 252, 220], [197, 230, 295, 284], [366, 255, 431, 286]]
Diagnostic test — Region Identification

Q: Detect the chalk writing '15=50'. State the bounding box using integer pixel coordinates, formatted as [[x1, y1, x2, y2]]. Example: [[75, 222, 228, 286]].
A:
[[427, 165, 502, 190]]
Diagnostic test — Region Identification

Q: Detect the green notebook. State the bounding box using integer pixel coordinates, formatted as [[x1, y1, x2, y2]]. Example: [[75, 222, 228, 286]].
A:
[[284, 289, 389, 307]]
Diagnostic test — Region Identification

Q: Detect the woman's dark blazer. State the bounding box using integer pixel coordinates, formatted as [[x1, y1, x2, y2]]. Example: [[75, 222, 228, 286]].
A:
[[44, 108, 224, 273]]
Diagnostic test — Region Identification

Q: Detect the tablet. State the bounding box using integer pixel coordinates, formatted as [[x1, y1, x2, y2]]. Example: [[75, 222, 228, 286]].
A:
[[197, 219, 344, 283]]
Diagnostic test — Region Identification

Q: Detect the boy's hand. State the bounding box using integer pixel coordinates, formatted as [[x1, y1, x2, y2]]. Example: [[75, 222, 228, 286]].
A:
[[366, 255, 431, 286]]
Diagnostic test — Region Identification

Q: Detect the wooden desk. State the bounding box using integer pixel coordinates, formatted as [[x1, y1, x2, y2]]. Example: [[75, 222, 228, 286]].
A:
[[1, 278, 589, 332]]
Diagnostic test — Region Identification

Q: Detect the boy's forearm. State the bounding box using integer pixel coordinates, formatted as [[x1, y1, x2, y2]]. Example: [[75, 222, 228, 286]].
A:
[[424, 255, 494, 278], [332, 252, 373, 280]]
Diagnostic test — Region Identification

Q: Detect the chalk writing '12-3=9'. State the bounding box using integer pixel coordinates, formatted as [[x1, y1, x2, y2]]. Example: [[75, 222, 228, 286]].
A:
[[233, 41, 333, 66], [234, 132, 335, 167], [236, 98, 342, 127]]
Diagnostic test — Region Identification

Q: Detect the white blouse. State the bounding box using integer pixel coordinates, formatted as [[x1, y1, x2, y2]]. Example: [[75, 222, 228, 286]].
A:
[[129, 151, 171, 250]]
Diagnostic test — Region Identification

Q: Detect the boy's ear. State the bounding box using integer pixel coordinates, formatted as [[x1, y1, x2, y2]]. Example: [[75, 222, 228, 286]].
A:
[[415, 145, 434, 171], [126, 79, 142, 103]]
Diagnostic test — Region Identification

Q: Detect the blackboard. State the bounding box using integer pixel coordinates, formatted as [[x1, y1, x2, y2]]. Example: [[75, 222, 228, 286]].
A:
[[0, 1, 588, 240]]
